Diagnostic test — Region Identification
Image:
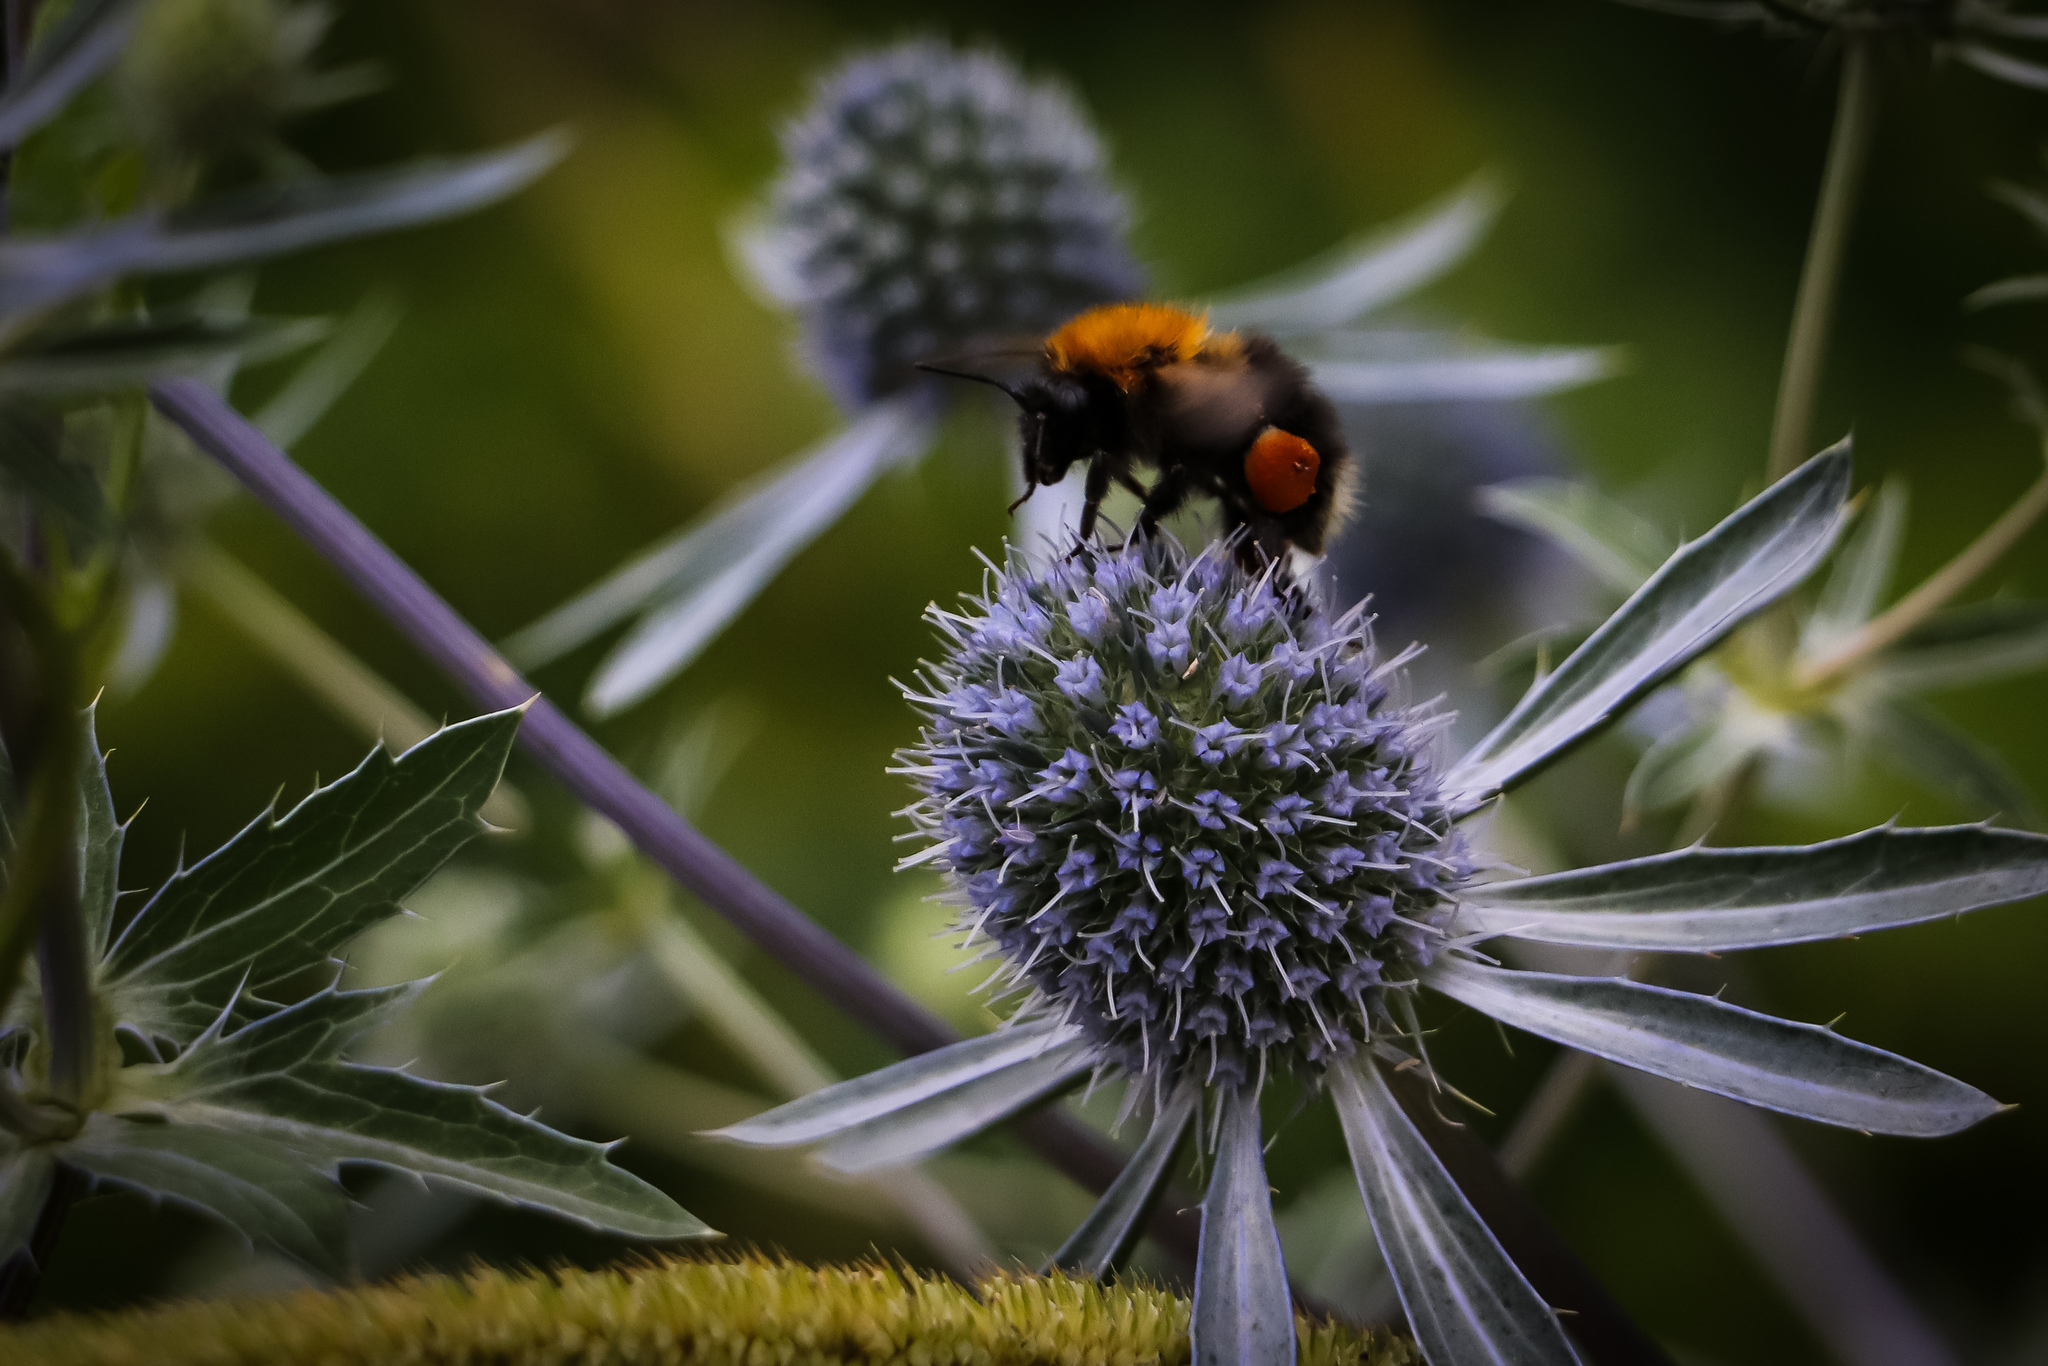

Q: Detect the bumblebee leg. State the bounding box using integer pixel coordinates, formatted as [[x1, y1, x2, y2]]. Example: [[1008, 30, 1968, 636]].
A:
[[1075, 456, 1114, 547], [1114, 470, 1149, 501], [1129, 467, 1198, 545]]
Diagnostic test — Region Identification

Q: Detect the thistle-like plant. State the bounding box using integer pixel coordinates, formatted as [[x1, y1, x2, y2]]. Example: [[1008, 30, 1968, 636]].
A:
[[0, 0, 562, 698], [1486, 365, 2048, 827], [716, 446, 2048, 1366], [501, 37, 1617, 719], [0, 708, 705, 1280], [1616, 0, 2048, 91]]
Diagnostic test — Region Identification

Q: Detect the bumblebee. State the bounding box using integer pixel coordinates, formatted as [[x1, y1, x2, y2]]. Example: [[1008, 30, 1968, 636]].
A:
[[920, 302, 1354, 567]]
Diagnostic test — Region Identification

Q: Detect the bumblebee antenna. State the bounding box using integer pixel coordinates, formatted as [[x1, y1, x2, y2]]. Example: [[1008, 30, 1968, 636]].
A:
[[913, 359, 1027, 401]]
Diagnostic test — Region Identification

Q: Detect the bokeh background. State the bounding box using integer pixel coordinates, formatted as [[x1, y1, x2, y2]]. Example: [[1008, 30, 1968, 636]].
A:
[[43, 2, 2048, 1362]]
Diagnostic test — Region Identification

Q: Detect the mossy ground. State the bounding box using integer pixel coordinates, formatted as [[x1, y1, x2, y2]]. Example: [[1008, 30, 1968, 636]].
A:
[[1, 1254, 1417, 1365]]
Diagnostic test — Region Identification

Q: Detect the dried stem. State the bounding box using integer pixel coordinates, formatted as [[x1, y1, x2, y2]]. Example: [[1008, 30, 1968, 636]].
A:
[[147, 377, 1202, 1268], [1795, 439, 2048, 688], [1767, 39, 1880, 483]]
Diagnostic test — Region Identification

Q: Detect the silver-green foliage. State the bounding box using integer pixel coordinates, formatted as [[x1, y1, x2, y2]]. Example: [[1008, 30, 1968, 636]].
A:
[[715, 452, 2048, 1366], [0, 708, 708, 1275]]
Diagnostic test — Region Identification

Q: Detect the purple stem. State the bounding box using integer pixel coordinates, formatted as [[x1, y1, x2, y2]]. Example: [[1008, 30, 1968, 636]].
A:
[[147, 377, 1203, 1265]]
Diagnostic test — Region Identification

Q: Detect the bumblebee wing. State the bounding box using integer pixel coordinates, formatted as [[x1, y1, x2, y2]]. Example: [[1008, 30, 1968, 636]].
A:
[[1154, 360, 1279, 451]]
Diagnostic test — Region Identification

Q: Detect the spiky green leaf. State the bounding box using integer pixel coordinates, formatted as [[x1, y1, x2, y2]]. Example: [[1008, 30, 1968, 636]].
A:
[[1966, 274, 2048, 310], [102, 709, 522, 1041], [0, 400, 104, 531], [1802, 477, 1906, 653], [1864, 695, 2042, 828], [1478, 476, 1671, 597], [0, 138, 564, 320], [0, 316, 326, 396], [1051, 1079, 1197, 1280], [1458, 823, 2048, 951], [128, 984, 709, 1241], [510, 395, 934, 715], [1621, 711, 1766, 819], [61, 1111, 349, 1276], [1871, 599, 2048, 693], [813, 1035, 1095, 1175], [253, 292, 403, 450], [1427, 956, 2002, 1135], [1330, 1058, 1580, 1366], [708, 1022, 1080, 1150], [0, 0, 141, 149], [1193, 1084, 1295, 1366], [76, 706, 121, 962], [1446, 444, 1851, 815], [1207, 173, 1503, 334], [1306, 345, 1619, 406]]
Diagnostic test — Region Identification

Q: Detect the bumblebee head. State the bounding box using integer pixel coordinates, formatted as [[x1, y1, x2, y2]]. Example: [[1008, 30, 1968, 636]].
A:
[[1009, 373, 1093, 494], [914, 357, 1098, 508]]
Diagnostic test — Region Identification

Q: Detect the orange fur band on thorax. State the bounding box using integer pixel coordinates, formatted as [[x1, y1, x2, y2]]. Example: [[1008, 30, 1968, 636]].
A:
[[1046, 303, 1243, 391]]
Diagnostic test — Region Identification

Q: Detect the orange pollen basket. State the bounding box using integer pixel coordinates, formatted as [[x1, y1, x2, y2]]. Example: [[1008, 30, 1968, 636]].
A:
[[1244, 428, 1320, 513]]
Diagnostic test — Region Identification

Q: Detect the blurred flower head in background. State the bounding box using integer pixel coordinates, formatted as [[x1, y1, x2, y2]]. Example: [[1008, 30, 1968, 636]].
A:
[[114, 0, 378, 187], [733, 39, 1144, 411]]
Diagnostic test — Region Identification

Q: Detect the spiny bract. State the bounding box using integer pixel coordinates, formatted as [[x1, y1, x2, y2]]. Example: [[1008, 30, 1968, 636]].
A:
[[748, 38, 1143, 408], [899, 536, 1468, 1089]]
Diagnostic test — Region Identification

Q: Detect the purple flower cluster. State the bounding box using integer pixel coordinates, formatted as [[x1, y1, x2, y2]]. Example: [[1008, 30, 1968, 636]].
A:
[[755, 39, 1144, 408], [898, 538, 1467, 1087]]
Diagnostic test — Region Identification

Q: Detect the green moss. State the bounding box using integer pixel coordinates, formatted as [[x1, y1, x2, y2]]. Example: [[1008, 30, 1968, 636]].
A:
[[1, 1255, 1416, 1365]]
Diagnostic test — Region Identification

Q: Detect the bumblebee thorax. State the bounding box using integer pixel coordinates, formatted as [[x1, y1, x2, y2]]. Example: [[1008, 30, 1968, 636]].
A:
[[1045, 303, 1244, 392]]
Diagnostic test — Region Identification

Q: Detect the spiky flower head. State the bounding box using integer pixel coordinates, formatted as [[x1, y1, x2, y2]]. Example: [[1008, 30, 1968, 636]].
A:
[[116, 0, 336, 174], [900, 537, 1466, 1089], [740, 39, 1144, 410]]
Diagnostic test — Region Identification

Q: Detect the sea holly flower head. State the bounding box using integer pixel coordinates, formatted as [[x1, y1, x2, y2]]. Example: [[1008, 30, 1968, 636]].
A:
[[899, 536, 1463, 1087], [738, 38, 1143, 410], [721, 451, 2048, 1366]]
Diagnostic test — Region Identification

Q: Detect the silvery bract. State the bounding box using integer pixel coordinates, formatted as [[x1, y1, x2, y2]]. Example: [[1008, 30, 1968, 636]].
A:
[[1488, 414, 2048, 827], [715, 444, 2048, 1366], [503, 38, 1617, 719]]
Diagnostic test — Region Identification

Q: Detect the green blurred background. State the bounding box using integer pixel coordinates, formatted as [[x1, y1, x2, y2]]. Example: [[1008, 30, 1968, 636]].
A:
[[45, 2, 2048, 1361]]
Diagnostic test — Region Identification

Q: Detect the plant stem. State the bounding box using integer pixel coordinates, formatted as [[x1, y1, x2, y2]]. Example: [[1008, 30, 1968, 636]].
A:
[[637, 890, 998, 1273], [1495, 1035, 1602, 1182], [1612, 1069, 1960, 1366], [146, 377, 1202, 1267], [183, 541, 528, 829], [1767, 39, 1880, 483], [1795, 439, 2048, 688]]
